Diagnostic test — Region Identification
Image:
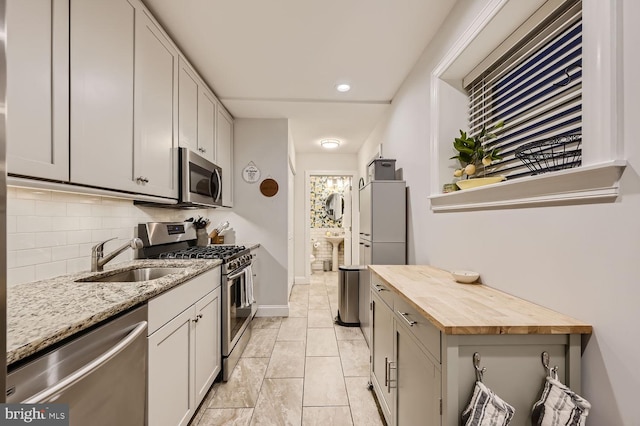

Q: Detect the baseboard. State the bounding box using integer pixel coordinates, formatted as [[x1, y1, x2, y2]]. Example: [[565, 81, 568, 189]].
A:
[[295, 276, 310, 285], [255, 305, 290, 317]]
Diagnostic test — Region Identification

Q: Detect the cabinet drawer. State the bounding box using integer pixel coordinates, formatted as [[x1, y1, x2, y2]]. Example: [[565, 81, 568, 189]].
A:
[[395, 297, 441, 363], [371, 274, 394, 310], [148, 267, 220, 334]]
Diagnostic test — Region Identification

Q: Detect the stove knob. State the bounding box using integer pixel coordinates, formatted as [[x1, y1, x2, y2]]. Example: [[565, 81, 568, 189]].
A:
[[229, 260, 237, 270]]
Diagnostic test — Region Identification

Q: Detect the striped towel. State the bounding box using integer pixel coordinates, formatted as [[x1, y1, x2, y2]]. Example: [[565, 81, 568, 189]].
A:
[[462, 381, 515, 426], [532, 377, 591, 426]]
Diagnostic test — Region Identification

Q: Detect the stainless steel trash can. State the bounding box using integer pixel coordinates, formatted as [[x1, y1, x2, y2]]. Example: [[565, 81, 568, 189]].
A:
[[336, 265, 365, 327]]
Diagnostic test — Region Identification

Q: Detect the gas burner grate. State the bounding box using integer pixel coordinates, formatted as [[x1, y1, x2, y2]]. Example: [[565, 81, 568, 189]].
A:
[[158, 245, 247, 260]]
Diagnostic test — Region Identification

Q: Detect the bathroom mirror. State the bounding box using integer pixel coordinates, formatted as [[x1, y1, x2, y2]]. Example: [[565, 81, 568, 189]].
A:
[[325, 193, 344, 221]]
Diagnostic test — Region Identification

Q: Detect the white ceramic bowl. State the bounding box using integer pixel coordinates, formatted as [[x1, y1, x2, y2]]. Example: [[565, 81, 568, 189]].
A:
[[451, 270, 480, 284]]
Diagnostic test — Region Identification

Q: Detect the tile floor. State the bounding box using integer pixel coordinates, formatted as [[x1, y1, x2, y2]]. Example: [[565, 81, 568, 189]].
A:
[[189, 271, 385, 426]]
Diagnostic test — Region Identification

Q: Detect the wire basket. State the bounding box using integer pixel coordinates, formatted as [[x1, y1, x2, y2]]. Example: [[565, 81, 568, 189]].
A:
[[514, 134, 582, 175]]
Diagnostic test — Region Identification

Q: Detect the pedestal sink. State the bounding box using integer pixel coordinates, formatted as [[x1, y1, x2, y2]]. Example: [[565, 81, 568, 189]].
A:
[[325, 236, 344, 272]]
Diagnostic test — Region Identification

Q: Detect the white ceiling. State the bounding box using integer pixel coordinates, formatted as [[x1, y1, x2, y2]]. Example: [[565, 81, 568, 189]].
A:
[[142, 0, 457, 154]]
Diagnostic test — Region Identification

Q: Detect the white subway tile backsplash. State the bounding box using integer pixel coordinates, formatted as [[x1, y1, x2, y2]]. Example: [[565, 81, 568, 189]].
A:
[[66, 203, 93, 217], [37, 231, 68, 248], [14, 248, 52, 267], [8, 233, 36, 251], [8, 199, 35, 216], [79, 217, 102, 230], [51, 216, 81, 232], [35, 261, 68, 282], [67, 230, 93, 245], [91, 229, 115, 242], [16, 188, 52, 201], [51, 191, 101, 204], [52, 245, 80, 262], [16, 216, 52, 233], [35, 200, 68, 217], [66, 257, 90, 275], [7, 216, 16, 233]]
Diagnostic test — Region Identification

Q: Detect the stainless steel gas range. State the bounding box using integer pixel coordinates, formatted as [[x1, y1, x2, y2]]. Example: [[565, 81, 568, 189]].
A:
[[138, 222, 256, 381]]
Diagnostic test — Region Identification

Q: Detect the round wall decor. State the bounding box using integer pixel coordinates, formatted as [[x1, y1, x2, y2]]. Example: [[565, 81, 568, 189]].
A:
[[260, 178, 279, 197], [242, 161, 261, 183]]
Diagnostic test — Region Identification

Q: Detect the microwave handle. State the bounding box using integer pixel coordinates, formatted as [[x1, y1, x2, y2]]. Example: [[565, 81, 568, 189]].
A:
[[212, 169, 222, 202]]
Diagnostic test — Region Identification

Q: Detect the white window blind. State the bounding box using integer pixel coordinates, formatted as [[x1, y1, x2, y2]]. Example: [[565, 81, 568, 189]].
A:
[[466, 0, 582, 179]]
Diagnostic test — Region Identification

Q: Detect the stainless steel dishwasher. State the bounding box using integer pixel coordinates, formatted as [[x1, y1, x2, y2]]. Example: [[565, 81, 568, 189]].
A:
[[6, 305, 148, 426]]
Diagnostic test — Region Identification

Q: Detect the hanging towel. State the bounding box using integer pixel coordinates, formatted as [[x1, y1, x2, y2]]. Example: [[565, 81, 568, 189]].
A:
[[462, 381, 515, 426], [244, 264, 255, 305], [531, 377, 591, 426]]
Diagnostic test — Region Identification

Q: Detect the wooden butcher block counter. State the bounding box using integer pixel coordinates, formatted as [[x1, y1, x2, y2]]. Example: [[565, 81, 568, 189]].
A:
[[367, 264, 592, 426], [369, 264, 592, 336]]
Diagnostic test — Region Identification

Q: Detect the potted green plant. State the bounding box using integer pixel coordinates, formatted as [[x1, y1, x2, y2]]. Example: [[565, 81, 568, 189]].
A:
[[450, 121, 506, 189]]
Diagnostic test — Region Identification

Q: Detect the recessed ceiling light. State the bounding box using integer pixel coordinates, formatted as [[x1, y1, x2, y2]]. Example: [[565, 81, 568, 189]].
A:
[[321, 139, 340, 149], [336, 83, 351, 93]]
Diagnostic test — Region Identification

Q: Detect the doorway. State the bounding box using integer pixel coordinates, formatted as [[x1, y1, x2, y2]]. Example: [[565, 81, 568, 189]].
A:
[[305, 171, 357, 279]]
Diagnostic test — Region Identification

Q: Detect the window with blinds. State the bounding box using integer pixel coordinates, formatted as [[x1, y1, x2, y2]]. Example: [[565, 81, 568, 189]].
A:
[[465, 0, 582, 179]]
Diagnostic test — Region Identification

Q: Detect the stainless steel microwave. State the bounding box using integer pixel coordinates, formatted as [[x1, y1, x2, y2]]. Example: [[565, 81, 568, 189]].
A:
[[178, 147, 222, 208]]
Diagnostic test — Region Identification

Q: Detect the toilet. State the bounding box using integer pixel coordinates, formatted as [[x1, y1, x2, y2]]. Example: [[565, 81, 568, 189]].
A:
[[310, 239, 319, 274]]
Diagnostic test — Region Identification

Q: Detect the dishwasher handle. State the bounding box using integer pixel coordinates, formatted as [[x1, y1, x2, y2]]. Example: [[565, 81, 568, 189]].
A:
[[24, 321, 148, 404]]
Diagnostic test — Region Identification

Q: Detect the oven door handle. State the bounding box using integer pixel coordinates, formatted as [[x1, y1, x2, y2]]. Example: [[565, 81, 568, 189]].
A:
[[227, 269, 246, 281]]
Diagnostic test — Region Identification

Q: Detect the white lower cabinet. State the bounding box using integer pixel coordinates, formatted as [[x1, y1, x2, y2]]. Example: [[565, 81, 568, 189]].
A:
[[147, 268, 221, 426], [370, 290, 395, 421]]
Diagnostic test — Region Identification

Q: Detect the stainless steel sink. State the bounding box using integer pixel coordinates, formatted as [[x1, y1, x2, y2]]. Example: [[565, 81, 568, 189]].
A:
[[77, 267, 186, 283]]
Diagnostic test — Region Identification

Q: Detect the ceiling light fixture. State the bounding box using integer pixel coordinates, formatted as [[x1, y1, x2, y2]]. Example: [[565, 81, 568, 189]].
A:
[[321, 139, 340, 149], [335, 83, 351, 93]]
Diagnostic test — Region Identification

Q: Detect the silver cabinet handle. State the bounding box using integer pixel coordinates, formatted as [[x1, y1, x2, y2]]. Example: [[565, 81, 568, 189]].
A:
[[384, 356, 388, 386], [373, 285, 386, 292], [25, 321, 147, 403], [387, 361, 396, 391], [398, 311, 417, 327], [136, 176, 149, 183]]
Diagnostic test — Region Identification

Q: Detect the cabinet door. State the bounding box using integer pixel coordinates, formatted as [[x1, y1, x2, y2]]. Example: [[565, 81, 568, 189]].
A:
[[7, 0, 69, 181], [178, 58, 199, 151], [197, 88, 216, 163], [70, 0, 138, 192], [194, 287, 221, 406], [371, 291, 394, 423], [216, 106, 234, 207], [148, 307, 195, 426], [396, 323, 441, 426], [133, 9, 178, 198]]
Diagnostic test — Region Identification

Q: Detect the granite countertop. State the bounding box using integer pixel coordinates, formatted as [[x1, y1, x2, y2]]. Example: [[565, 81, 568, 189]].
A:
[[369, 265, 592, 335], [7, 259, 222, 366]]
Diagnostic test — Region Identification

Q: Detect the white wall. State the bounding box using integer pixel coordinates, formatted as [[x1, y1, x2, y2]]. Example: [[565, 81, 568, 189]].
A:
[[359, 0, 639, 423], [293, 153, 358, 282]]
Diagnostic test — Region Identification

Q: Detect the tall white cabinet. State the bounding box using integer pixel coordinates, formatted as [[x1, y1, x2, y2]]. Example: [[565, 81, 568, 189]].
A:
[[7, 0, 69, 181]]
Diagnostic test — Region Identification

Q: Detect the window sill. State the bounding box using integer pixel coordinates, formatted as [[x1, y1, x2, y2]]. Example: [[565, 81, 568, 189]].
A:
[[429, 161, 627, 212]]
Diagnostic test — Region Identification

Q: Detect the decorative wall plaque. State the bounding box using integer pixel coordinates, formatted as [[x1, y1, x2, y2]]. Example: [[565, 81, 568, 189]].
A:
[[242, 161, 261, 183], [259, 178, 279, 197]]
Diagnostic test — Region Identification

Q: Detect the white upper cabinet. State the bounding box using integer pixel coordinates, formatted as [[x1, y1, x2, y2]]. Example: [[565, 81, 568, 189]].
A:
[[179, 57, 217, 164], [178, 58, 199, 153], [216, 106, 234, 207], [134, 9, 179, 198], [71, 0, 177, 198], [70, 0, 137, 192], [7, 0, 69, 181], [197, 87, 216, 164]]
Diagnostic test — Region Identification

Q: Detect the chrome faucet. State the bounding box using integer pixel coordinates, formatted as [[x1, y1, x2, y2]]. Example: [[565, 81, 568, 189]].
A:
[[91, 237, 144, 272]]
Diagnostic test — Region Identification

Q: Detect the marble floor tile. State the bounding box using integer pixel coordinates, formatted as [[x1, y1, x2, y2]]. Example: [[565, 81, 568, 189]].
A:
[[242, 328, 278, 358], [209, 358, 269, 408], [306, 327, 339, 357], [288, 302, 309, 318], [334, 325, 365, 341], [251, 317, 283, 329], [307, 309, 335, 328], [277, 317, 308, 341], [197, 408, 254, 426], [308, 285, 328, 297], [301, 407, 353, 426], [338, 340, 370, 377], [249, 378, 303, 426], [344, 377, 385, 426], [265, 341, 306, 378], [303, 357, 349, 407], [308, 294, 330, 309]]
